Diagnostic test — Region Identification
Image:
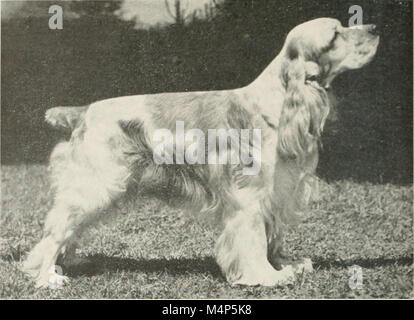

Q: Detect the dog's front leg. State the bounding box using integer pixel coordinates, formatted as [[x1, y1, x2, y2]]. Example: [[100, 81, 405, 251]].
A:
[[215, 207, 295, 287], [267, 230, 313, 274]]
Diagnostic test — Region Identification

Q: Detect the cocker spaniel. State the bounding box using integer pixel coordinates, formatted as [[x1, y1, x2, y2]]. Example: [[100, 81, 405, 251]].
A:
[[23, 18, 379, 288]]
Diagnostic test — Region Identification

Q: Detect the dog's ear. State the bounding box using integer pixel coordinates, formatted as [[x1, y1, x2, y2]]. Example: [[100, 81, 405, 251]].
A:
[[277, 54, 329, 162]]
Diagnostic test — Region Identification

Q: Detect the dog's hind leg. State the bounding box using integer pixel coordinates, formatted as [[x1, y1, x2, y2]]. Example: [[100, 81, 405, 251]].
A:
[[22, 204, 80, 288], [23, 127, 133, 288], [57, 229, 91, 268], [215, 206, 295, 287]]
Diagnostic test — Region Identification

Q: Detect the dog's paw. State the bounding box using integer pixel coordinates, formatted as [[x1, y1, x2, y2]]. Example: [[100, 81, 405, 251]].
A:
[[290, 258, 313, 274], [21, 263, 40, 279], [36, 273, 70, 289], [261, 265, 295, 287], [232, 265, 295, 287], [34, 265, 70, 289]]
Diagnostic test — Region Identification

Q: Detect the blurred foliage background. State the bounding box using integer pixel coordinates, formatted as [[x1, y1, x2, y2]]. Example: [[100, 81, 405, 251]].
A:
[[1, 0, 412, 185]]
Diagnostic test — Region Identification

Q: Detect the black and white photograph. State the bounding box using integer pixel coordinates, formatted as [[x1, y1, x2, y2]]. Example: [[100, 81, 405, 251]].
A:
[[1, 0, 412, 300]]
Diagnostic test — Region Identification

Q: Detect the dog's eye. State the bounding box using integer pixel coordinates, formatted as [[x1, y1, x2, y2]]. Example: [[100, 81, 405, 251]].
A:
[[324, 31, 340, 52], [332, 31, 340, 41]]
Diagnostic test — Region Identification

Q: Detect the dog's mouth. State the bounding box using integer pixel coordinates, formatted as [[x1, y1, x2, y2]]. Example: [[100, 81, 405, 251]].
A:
[[355, 37, 380, 66], [305, 74, 321, 86], [305, 73, 330, 91], [357, 35, 380, 57], [369, 35, 380, 55]]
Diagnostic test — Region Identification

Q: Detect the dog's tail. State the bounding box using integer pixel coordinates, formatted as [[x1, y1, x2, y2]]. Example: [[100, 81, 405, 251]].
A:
[[45, 106, 88, 131]]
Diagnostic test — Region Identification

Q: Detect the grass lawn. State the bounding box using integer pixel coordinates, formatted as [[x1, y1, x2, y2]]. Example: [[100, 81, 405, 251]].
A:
[[1, 164, 412, 299]]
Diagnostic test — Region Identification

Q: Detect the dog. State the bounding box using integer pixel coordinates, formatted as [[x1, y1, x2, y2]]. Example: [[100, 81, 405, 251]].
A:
[[23, 18, 379, 288]]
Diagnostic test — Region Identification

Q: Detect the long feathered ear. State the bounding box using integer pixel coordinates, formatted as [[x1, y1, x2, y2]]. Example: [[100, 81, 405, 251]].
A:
[[277, 54, 330, 163]]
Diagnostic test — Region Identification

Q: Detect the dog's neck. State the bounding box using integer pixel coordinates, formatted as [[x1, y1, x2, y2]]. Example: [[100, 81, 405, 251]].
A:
[[241, 55, 286, 129]]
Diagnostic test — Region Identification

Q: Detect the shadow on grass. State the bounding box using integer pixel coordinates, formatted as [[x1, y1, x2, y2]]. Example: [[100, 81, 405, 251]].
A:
[[62, 253, 413, 279], [313, 255, 413, 270], [2, 251, 411, 278], [65, 254, 223, 279]]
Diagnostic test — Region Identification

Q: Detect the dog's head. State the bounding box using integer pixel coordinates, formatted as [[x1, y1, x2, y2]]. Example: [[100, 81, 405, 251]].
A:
[[283, 17, 380, 88], [277, 18, 379, 162]]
